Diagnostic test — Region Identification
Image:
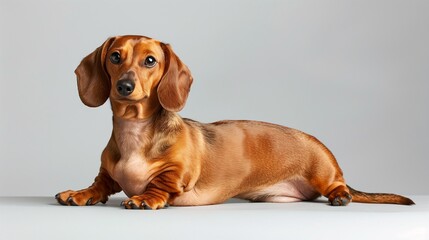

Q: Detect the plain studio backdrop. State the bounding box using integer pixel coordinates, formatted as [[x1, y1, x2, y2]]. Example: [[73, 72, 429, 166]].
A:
[[0, 0, 428, 197]]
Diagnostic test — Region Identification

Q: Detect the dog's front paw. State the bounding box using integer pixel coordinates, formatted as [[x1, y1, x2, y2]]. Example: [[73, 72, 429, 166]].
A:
[[121, 195, 169, 210], [55, 189, 108, 206]]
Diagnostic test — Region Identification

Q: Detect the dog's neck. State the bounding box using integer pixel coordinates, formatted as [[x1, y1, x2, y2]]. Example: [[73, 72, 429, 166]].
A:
[[112, 108, 184, 159]]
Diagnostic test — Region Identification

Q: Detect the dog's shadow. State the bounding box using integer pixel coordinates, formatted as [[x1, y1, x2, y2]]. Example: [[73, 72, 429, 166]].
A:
[[50, 197, 330, 208], [50, 197, 251, 208]]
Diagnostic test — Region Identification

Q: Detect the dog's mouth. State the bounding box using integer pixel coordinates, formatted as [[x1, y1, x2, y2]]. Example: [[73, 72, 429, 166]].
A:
[[113, 95, 149, 103]]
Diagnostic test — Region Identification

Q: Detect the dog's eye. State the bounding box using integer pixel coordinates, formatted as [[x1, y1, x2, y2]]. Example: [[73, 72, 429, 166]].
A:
[[110, 52, 121, 64], [144, 56, 157, 68]]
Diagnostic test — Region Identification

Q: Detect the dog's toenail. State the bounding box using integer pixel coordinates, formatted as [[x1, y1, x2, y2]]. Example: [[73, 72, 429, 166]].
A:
[[143, 203, 152, 210], [67, 197, 78, 206]]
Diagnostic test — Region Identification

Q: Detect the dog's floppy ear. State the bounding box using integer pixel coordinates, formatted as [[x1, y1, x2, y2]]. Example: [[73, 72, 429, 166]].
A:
[[75, 37, 115, 107], [157, 43, 193, 112]]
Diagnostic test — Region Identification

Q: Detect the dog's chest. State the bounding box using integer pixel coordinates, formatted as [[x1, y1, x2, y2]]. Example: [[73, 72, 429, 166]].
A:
[[112, 119, 152, 197], [113, 153, 150, 197]]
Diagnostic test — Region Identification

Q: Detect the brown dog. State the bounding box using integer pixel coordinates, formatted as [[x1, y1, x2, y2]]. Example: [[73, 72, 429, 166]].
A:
[[56, 35, 414, 209]]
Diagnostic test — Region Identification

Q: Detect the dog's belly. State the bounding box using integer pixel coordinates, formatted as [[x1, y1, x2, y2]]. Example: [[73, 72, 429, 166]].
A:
[[237, 178, 320, 202], [111, 154, 150, 197], [172, 178, 320, 206], [172, 187, 232, 206]]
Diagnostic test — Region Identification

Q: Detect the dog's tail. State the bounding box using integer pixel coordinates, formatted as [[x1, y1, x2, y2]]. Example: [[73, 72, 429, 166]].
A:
[[347, 185, 415, 205]]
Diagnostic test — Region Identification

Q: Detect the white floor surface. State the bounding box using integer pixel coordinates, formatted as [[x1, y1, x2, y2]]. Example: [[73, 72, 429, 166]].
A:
[[1, 196, 428, 240]]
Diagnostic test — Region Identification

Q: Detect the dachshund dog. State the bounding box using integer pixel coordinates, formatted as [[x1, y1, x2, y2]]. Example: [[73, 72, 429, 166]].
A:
[[56, 35, 414, 209]]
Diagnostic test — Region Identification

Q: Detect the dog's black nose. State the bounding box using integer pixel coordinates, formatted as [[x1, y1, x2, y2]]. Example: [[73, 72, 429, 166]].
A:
[[116, 79, 135, 96]]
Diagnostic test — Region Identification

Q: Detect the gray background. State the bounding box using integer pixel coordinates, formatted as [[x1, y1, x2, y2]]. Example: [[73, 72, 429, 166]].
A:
[[0, 0, 428, 197]]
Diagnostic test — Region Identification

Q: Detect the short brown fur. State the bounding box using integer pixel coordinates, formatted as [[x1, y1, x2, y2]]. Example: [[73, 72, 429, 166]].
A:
[[56, 35, 414, 209]]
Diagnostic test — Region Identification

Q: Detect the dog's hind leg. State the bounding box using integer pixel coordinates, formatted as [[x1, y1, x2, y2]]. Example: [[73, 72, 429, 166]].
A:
[[305, 138, 352, 206]]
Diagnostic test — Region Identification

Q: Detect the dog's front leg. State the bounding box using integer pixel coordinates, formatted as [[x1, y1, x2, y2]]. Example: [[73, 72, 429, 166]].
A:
[[55, 168, 121, 206], [121, 170, 183, 210]]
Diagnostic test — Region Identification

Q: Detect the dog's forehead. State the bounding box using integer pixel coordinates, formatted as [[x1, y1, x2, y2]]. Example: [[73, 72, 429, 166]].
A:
[[110, 35, 163, 56], [112, 35, 152, 45]]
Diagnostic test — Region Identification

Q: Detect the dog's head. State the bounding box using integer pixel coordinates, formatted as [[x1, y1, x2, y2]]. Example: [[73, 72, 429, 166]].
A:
[[75, 35, 193, 117]]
